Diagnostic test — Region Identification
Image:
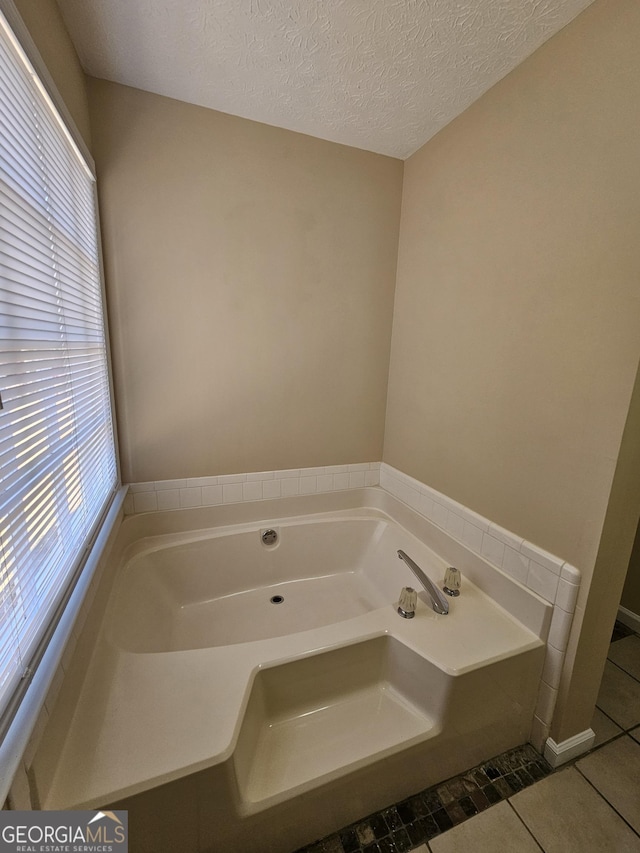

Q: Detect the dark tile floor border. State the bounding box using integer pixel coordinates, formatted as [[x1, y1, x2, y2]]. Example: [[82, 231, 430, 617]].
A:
[[294, 742, 552, 853]]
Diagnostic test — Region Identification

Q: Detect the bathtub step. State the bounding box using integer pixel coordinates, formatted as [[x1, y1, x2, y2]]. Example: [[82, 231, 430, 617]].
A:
[[247, 682, 434, 802], [232, 635, 444, 812]]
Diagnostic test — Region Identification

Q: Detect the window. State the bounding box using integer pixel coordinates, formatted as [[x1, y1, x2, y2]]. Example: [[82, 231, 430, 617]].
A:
[[0, 9, 117, 724]]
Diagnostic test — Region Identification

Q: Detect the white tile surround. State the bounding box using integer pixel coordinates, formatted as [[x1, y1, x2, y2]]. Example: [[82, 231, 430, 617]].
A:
[[123, 461, 580, 750], [123, 462, 381, 515]]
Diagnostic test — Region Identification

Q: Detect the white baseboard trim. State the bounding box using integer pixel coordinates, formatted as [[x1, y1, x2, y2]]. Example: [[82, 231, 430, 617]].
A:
[[544, 729, 595, 768], [618, 605, 640, 635]]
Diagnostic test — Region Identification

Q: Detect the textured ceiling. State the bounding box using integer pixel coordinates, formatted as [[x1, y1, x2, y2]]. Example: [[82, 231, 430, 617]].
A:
[[56, 0, 595, 159]]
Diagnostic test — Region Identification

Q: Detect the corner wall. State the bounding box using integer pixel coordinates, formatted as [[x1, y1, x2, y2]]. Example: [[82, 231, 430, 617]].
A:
[[384, 0, 640, 740], [385, 0, 640, 576], [553, 356, 640, 740], [88, 79, 403, 483]]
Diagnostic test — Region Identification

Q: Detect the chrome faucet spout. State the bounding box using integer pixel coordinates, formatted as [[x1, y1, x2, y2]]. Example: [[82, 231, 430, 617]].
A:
[[397, 550, 449, 615]]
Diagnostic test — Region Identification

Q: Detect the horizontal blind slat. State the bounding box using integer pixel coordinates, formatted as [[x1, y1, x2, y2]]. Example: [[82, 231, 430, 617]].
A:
[[0, 11, 117, 725], [1, 184, 101, 284]]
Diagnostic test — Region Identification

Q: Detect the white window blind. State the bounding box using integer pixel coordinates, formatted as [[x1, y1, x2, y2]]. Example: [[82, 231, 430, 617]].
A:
[[0, 11, 117, 723]]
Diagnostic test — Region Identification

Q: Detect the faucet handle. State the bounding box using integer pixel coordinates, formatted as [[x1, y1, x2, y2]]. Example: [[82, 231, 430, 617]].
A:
[[397, 586, 417, 619], [443, 567, 461, 597]]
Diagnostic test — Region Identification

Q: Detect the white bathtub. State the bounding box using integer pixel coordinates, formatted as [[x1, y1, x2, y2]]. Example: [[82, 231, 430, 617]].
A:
[[32, 490, 551, 853]]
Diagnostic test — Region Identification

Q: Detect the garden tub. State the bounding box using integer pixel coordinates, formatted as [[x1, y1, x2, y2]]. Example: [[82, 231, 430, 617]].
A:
[[32, 491, 551, 852]]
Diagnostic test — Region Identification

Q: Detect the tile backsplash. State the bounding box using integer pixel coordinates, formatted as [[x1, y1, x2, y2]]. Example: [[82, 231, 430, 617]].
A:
[[124, 459, 581, 748], [378, 464, 580, 608], [123, 462, 381, 515]]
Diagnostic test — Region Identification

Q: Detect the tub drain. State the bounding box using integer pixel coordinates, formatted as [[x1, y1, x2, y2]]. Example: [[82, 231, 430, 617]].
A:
[[270, 595, 284, 604]]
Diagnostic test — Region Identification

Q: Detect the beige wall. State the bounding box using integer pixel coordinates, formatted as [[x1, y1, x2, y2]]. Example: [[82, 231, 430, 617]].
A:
[[12, 0, 91, 147], [384, 0, 640, 741], [385, 0, 640, 574], [88, 79, 403, 483]]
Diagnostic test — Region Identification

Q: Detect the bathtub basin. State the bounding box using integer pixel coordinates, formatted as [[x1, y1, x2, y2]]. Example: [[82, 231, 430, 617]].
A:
[[107, 518, 394, 651]]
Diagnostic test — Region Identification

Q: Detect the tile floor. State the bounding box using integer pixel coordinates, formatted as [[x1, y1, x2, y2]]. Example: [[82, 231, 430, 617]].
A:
[[296, 621, 640, 853]]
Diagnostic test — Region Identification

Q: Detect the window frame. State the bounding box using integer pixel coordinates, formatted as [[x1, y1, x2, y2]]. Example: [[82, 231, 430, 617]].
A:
[[0, 0, 122, 804]]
